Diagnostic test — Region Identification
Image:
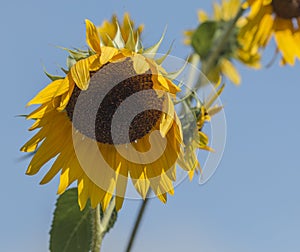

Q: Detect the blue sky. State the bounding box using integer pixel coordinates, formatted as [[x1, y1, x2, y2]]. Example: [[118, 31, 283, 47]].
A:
[[2, 0, 300, 251]]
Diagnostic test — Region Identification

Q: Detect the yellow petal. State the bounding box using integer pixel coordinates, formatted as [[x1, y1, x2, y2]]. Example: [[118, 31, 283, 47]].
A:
[[127, 157, 149, 198], [228, 0, 240, 19], [57, 168, 71, 194], [188, 170, 196, 180], [100, 46, 119, 65], [27, 98, 59, 119], [263, 0, 272, 5], [58, 82, 74, 111], [274, 18, 300, 65], [157, 75, 171, 91], [183, 30, 193, 45], [197, 10, 208, 22], [88, 54, 102, 72], [213, 2, 222, 20], [115, 167, 128, 211], [101, 192, 113, 211], [85, 19, 101, 54], [156, 193, 167, 203], [20, 127, 46, 152], [160, 95, 175, 137], [40, 154, 65, 185], [27, 77, 70, 106], [165, 78, 181, 94], [220, 59, 241, 85], [70, 58, 91, 90], [26, 116, 69, 175], [77, 176, 89, 210], [132, 54, 149, 74], [257, 6, 273, 47]]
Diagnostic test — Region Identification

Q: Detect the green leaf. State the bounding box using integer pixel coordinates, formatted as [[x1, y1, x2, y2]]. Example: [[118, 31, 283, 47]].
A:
[[191, 21, 217, 59], [50, 189, 119, 252], [50, 188, 92, 252]]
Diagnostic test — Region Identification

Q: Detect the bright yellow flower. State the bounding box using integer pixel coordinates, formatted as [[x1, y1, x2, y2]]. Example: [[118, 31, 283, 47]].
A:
[[21, 17, 185, 211], [184, 0, 261, 85], [241, 0, 300, 65]]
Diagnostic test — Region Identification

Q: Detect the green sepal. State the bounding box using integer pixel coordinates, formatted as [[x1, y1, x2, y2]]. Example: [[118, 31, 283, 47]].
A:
[[144, 27, 166, 57], [44, 70, 64, 81], [135, 32, 143, 53], [57, 46, 91, 70], [155, 40, 174, 65], [113, 22, 126, 49], [60, 67, 69, 75], [57, 46, 89, 61], [15, 114, 28, 118], [88, 48, 95, 56], [125, 19, 136, 52]]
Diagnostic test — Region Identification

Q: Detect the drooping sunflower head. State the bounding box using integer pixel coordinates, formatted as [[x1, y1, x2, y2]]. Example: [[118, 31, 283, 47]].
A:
[[240, 0, 300, 65], [21, 16, 185, 211], [184, 0, 261, 85]]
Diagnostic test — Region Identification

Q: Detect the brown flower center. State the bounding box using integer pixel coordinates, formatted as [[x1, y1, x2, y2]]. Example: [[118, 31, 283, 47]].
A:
[[272, 0, 300, 19], [66, 58, 164, 145]]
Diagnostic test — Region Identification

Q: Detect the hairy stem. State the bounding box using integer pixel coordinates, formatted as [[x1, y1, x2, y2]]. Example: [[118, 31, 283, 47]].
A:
[[91, 204, 102, 252]]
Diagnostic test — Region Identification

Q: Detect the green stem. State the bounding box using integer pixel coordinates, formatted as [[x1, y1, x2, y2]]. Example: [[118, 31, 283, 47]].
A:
[[91, 204, 102, 252], [91, 198, 116, 252], [125, 192, 151, 252]]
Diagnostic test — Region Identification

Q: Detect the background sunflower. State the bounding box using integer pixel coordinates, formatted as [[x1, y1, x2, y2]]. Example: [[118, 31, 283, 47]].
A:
[[241, 0, 300, 65], [184, 0, 261, 85]]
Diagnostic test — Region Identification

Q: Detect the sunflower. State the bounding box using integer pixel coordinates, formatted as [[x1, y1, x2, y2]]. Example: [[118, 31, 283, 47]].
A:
[[21, 17, 184, 211], [184, 0, 260, 85], [240, 0, 300, 65]]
